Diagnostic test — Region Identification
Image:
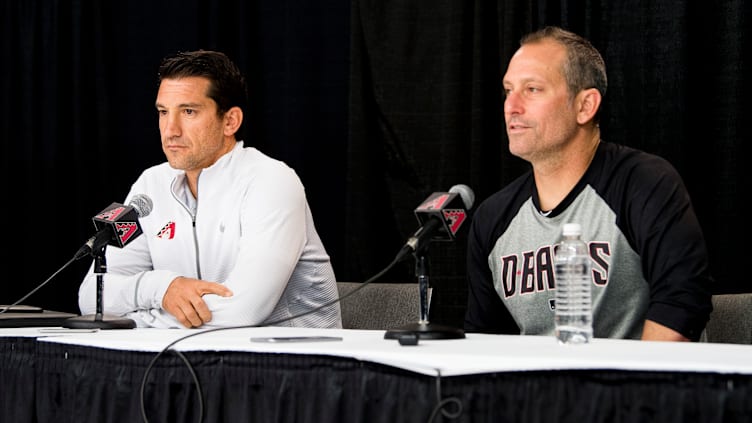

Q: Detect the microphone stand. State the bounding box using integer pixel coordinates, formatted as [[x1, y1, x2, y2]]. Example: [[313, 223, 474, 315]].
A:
[[384, 246, 465, 340], [63, 245, 136, 329]]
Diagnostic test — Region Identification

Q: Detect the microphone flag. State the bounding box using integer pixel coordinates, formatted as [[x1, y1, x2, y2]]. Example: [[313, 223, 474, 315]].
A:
[[92, 203, 143, 248], [413, 191, 468, 242]]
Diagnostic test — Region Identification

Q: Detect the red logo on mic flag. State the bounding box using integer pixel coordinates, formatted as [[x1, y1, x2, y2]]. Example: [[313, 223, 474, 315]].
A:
[[157, 222, 176, 240], [96, 206, 127, 222], [418, 193, 451, 211], [115, 222, 140, 245], [442, 209, 467, 235]]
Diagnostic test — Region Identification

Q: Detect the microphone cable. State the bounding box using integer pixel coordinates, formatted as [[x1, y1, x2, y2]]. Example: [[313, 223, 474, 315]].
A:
[[427, 369, 463, 422], [2, 195, 154, 314], [138, 249, 406, 423], [0, 257, 78, 314]]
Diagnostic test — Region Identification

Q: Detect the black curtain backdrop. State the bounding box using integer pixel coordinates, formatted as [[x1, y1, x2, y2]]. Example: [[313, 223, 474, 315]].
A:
[[1, 1, 747, 330]]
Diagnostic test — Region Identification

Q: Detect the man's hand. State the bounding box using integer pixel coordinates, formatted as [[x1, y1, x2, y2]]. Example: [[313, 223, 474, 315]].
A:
[[162, 276, 233, 328], [641, 319, 690, 342]]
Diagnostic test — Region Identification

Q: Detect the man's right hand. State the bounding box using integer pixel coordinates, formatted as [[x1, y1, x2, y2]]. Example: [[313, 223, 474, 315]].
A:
[[162, 276, 233, 328]]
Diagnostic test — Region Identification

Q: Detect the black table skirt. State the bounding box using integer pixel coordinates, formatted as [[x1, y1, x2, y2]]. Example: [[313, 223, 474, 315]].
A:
[[2, 337, 751, 423]]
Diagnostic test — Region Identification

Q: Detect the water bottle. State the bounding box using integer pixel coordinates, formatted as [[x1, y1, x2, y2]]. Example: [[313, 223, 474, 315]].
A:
[[554, 223, 593, 344]]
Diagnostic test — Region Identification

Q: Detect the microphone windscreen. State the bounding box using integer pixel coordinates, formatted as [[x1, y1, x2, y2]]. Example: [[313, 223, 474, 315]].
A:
[[129, 194, 153, 217], [413, 184, 473, 242], [449, 184, 474, 210]]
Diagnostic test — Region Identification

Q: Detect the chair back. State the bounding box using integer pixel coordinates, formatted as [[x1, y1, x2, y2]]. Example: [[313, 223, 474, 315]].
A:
[[336, 282, 427, 330], [702, 293, 752, 344]]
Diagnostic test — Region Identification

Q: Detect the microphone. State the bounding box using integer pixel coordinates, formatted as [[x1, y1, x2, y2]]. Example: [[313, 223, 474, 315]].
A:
[[397, 184, 474, 260], [74, 194, 153, 260], [384, 184, 475, 341]]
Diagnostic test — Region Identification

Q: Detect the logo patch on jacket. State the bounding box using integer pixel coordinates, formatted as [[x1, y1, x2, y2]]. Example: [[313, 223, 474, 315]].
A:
[[156, 222, 176, 240]]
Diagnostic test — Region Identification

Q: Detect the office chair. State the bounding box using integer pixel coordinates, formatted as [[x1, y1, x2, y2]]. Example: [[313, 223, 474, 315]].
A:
[[336, 282, 428, 330], [702, 293, 752, 344]]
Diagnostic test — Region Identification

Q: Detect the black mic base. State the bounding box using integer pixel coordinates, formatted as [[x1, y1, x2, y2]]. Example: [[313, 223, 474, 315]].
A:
[[62, 314, 136, 329], [384, 322, 465, 340]]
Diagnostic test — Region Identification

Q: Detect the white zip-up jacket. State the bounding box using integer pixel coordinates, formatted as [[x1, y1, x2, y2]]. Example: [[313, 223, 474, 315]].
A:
[[78, 141, 342, 328]]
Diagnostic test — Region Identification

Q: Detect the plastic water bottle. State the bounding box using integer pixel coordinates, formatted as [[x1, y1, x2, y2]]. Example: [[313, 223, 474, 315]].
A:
[[554, 223, 593, 344]]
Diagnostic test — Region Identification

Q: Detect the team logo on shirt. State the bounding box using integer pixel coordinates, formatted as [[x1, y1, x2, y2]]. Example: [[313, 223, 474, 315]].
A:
[[156, 221, 176, 239]]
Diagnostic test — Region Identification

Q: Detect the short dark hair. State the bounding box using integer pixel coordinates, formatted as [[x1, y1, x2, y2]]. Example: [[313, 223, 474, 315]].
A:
[[158, 50, 248, 118], [521, 26, 607, 122]]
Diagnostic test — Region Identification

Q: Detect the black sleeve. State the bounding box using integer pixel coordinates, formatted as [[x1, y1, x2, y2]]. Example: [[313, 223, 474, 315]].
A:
[[622, 153, 714, 340], [464, 202, 520, 334]]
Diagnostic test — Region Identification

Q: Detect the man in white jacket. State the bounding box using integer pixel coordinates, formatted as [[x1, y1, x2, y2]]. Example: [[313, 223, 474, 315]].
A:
[[77, 50, 341, 329]]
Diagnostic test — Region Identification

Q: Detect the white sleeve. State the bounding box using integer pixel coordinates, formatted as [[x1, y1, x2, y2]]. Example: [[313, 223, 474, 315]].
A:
[[200, 166, 307, 327]]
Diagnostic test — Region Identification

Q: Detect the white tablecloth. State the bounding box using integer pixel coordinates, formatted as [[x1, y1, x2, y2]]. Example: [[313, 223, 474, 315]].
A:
[[2, 326, 750, 377]]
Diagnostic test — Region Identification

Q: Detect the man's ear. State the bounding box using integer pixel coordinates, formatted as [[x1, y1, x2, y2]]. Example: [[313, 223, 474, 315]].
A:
[[223, 106, 243, 136], [576, 88, 601, 124]]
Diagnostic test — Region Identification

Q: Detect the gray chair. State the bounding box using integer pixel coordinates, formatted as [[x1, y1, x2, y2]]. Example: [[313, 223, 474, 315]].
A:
[[701, 293, 752, 344], [337, 282, 427, 330]]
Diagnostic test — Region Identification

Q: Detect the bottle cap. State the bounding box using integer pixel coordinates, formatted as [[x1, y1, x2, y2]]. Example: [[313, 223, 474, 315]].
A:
[[562, 223, 582, 236]]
